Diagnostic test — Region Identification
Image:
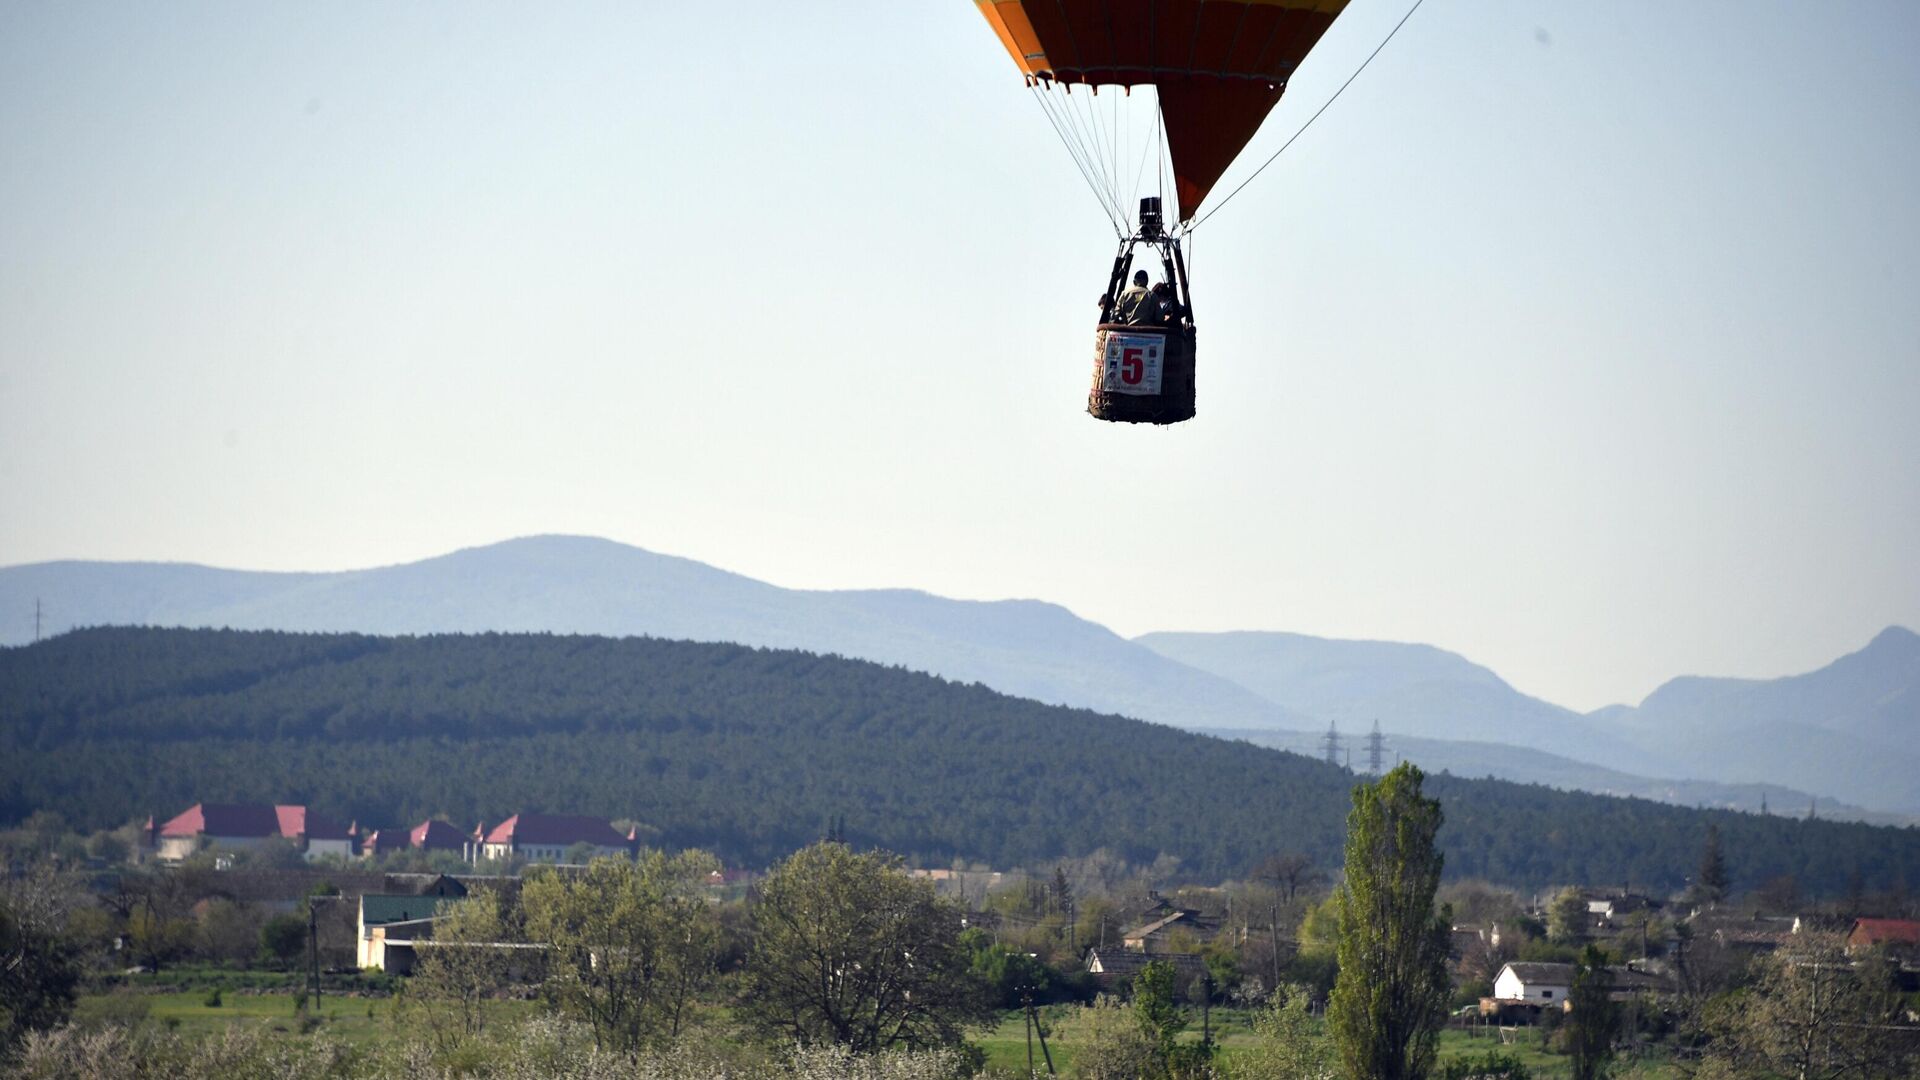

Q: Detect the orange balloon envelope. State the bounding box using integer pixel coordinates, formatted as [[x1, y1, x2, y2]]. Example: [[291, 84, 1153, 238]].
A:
[[976, 0, 1349, 220]]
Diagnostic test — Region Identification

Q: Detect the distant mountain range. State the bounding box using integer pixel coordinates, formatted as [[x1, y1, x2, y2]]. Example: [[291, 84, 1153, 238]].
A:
[[1201, 730, 1902, 827], [1139, 630, 1920, 819], [1136, 631, 1636, 769], [0, 537, 1299, 735], [2, 535, 1913, 816]]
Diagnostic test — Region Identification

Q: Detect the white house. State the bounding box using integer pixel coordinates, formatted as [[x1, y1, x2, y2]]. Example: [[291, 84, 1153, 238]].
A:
[[1493, 962, 1575, 1004], [1494, 961, 1675, 1006]]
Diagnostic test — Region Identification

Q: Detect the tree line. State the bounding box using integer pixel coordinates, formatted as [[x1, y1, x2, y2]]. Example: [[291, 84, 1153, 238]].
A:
[[4, 626, 1916, 892]]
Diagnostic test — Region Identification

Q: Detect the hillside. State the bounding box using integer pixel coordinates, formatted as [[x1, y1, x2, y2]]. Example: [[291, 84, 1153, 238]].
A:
[[6, 538, 1915, 815], [4, 627, 1916, 894], [0, 536, 1300, 733]]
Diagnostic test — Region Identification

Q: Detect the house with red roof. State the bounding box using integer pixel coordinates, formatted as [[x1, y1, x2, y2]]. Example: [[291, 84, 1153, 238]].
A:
[[467, 813, 637, 864], [144, 803, 353, 862], [1849, 918, 1920, 958]]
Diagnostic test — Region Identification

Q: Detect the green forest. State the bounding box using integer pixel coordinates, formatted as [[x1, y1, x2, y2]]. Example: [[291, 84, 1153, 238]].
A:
[[2, 627, 1913, 892]]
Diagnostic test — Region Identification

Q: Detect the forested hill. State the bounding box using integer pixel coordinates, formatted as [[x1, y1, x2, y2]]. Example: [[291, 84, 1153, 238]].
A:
[[4, 627, 1913, 893]]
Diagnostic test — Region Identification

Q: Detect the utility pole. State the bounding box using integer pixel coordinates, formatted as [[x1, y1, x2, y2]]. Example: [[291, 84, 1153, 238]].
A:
[[1320, 721, 1343, 767], [306, 898, 321, 1007], [1024, 990, 1034, 1076], [34, 598, 42, 642], [1025, 990, 1055, 1075]]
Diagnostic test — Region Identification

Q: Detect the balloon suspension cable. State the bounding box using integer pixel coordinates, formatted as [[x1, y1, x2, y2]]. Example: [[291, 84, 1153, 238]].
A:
[[1182, 0, 1427, 234], [1127, 90, 1157, 216], [1030, 83, 1126, 237]]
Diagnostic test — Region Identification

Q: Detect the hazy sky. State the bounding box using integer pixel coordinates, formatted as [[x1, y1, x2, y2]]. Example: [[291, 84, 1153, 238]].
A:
[[3, 1, 1917, 712]]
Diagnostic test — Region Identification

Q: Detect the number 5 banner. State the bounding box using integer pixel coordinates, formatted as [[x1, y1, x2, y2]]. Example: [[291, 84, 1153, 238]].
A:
[[1097, 330, 1165, 396]]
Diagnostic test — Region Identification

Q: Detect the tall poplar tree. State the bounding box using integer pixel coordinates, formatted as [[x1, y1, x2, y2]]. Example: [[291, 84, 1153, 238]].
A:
[[1328, 762, 1451, 1080]]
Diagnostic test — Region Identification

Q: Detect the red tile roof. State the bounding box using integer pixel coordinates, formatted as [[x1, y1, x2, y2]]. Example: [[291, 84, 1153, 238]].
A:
[[157, 803, 348, 841], [1850, 918, 1920, 947], [410, 820, 468, 851], [482, 813, 628, 848], [275, 805, 350, 841]]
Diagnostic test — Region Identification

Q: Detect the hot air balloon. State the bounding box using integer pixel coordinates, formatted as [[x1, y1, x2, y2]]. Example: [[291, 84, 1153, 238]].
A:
[[974, 0, 1350, 423]]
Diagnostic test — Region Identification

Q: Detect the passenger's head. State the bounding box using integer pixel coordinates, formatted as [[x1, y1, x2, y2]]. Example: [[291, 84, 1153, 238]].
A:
[[1132, 270, 1149, 287]]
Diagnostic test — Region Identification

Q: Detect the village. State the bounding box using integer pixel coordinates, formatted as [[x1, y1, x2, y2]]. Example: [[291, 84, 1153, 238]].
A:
[[106, 800, 1920, 1031]]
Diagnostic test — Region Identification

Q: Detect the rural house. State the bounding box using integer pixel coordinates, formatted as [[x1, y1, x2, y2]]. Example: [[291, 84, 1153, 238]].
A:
[[356, 876, 470, 971], [1085, 948, 1207, 990], [1493, 961, 1574, 1005], [1848, 918, 1920, 959], [358, 893, 449, 972], [1492, 961, 1674, 1012]]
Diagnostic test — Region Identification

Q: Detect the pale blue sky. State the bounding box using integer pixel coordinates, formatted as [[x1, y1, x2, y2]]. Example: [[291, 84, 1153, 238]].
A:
[[3, 1, 1917, 711]]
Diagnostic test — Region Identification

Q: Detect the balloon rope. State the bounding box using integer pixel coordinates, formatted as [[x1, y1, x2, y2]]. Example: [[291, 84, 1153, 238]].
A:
[[1128, 89, 1158, 213], [1030, 85, 1125, 236], [1184, 0, 1427, 233]]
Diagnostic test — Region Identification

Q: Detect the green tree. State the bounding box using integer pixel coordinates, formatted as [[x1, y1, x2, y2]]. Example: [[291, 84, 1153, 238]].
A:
[[962, 929, 1053, 1010], [1695, 823, 1729, 906], [1327, 763, 1452, 1080], [1069, 995, 1158, 1080], [1547, 888, 1589, 946], [1132, 961, 1188, 1077], [521, 850, 718, 1051], [743, 841, 990, 1053], [1230, 985, 1337, 1080], [259, 913, 307, 969], [399, 889, 513, 1051], [1298, 893, 1341, 952], [1565, 944, 1617, 1080]]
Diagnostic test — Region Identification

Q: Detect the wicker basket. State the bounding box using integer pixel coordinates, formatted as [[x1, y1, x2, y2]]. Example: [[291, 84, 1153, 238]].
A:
[[1088, 323, 1197, 424]]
